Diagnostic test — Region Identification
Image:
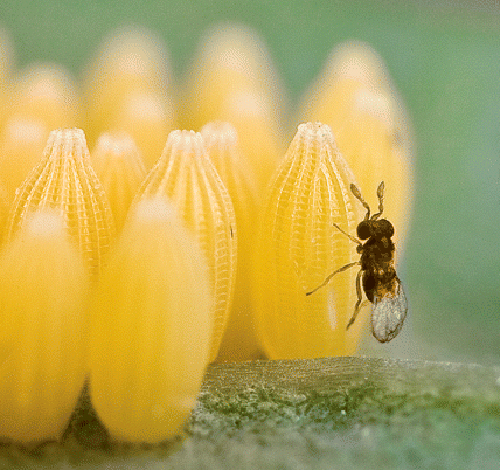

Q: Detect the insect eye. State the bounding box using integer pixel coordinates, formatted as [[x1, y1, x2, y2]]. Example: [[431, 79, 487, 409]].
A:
[[356, 221, 371, 240]]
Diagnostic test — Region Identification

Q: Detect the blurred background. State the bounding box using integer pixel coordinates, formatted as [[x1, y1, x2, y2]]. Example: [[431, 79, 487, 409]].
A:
[[0, 0, 499, 366]]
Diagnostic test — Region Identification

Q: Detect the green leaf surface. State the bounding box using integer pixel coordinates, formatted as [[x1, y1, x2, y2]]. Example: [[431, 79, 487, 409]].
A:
[[1, 357, 499, 469]]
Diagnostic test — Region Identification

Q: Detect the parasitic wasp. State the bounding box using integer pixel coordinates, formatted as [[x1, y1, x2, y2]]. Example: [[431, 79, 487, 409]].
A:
[[306, 181, 408, 343]]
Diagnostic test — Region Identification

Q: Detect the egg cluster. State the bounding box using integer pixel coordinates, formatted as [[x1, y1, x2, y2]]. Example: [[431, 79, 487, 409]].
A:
[[0, 25, 413, 444]]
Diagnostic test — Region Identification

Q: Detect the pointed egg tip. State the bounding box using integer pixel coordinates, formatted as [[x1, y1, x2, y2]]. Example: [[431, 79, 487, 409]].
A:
[[16, 63, 78, 101], [165, 129, 205, 156], [297, 122, 334, 141], [199, 22, 275, 76], [47, 128, 91, 162], [98, 26, 170, 77], [49, 127, 87, 148], [324, 41, 389, 88]]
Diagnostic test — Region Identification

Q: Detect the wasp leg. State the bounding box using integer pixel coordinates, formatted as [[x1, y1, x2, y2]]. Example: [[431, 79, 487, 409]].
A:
[[371, 181, 385, 220], [306, 261, 360, 296], [350, 184, 370, 221], [346, 268, 364, 330]]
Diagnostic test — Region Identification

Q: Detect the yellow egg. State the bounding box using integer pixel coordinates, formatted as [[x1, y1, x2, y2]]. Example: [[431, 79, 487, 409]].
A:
[[7, 64, 81, 131], [299, 42, 414, 256], [135, 129, 237, 361], [82, 27, 175, 154], [91, 132, 147, 233], [5, 128, 116, 277], [107, 91, 174, 168], [0, 117, 48, 204], [183, 24, 286, 193], [182, 23, 286, 131], [201, 121, 262, 361], [0, 210, 89, 443], [90, 197, 212, 443], [254, 122, 366, 359]]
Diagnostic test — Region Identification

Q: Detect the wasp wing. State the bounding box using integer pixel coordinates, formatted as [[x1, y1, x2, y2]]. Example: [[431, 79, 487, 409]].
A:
[[370, 278, 408, 343]]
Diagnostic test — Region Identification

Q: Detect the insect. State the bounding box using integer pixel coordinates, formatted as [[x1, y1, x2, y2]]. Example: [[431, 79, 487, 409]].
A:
[[306, 181, 407, 343]]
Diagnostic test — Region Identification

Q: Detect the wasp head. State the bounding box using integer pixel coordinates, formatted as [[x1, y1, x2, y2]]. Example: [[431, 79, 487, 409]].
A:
[[357, 219, 394, 241], [356, 220, 371, 240]]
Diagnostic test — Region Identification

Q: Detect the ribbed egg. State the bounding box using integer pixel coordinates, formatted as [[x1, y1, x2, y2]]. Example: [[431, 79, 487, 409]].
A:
[[0, 210, 89, 442], [5, 128, 116, 277], [90, 198, 211, 443], [91, 132, 147, 233], [135, 129, 237, 361], [201, 121, 262, 361], [82, 27, 175, 166], [254, 122, 366, 359], [7, 64, 80, 131], [0, 117, 48, 204]]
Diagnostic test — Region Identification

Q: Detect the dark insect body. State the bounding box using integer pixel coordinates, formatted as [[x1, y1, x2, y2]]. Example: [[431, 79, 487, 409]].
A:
[[306, 181, 407, 343]]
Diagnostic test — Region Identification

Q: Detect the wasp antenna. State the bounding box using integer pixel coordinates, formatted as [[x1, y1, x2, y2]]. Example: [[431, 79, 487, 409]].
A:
[[372, 181, 385, 220], [350, 184, 370, 220]]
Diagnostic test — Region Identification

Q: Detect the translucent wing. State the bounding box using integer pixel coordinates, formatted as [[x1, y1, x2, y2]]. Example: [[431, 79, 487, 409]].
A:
[[370, 278, 408, 343]]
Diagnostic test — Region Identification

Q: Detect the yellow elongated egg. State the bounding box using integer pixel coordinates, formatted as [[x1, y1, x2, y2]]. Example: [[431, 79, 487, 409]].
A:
[[298, 41, 391, 130], [183, 24, 286, 192], [90, 198, 212, 443], [201, 122, 262, 361], [333, 89, 413, 253], [82, 27, 175, 157], [135, 130, 237, 361], [299, 42, 414, 254], [0, 117, 48, 204], [254, 122, 365, 359], [0, 210, 89, 443], [107, 90, 174, 169], [7, 64, 80, 130], [183, 23, 285, 131], [91, 132, 147, 233], [6, 128, 116, 277]]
